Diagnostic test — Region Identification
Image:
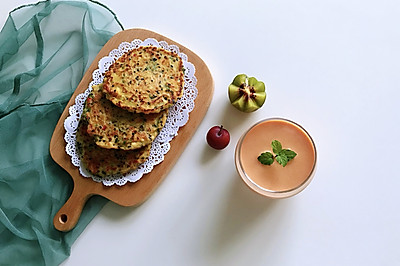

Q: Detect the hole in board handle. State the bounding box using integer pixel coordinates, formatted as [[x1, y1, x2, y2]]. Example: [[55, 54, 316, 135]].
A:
[[59, 214, 68, 224]]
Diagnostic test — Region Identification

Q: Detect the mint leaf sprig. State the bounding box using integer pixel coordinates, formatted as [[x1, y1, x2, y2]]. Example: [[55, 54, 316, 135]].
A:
[[257, 140, 297, 167]]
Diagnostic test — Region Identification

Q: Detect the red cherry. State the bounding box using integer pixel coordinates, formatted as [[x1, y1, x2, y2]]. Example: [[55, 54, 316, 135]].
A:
[[206, 125, 230, 150]]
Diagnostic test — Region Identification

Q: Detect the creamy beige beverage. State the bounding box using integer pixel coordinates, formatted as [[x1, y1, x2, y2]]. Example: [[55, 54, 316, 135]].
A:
[[236, 118, 316, 197]]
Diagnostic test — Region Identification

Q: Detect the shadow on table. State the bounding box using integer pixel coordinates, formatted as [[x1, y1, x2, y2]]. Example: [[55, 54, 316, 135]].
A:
[[218, 102, 254, 132], [98, 201, 136, 222], [207, 172, 292, 257]]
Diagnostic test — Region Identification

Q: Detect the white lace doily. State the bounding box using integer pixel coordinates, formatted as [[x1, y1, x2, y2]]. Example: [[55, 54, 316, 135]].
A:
[[64, 38, 198, 186]]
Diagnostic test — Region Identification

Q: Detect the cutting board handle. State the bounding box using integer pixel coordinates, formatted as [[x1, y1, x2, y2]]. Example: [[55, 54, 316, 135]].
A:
[[53, 185, 91, 232]]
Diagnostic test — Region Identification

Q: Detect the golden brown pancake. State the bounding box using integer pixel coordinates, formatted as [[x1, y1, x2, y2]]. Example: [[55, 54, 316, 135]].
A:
[[76, 122, 151, 177], [82, 84, 168, 150], [102, 46, 184, 114]]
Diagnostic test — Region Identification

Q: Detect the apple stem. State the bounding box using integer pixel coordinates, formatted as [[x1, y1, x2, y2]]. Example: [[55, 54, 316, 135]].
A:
[[218, 125, 224, 136]]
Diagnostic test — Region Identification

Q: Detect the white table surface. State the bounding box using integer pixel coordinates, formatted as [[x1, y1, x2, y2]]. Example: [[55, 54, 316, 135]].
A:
[[2, 0, 400, 265]]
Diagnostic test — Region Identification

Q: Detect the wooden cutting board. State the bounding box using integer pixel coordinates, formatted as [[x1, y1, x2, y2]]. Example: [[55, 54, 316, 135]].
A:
[[50, 28, 213, 232]]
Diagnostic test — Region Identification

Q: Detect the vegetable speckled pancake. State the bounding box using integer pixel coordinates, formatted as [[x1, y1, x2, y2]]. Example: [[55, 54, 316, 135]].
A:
[[103, 46, 184, 114], [76, 122, 151, 177], [82, 84, 168, 150]]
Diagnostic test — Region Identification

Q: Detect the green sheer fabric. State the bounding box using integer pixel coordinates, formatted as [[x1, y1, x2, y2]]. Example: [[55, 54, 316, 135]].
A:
[[0, 1, 123, 264]]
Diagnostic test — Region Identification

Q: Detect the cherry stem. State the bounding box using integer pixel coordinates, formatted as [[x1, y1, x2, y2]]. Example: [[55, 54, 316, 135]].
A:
[[218, 125, 224, 136]]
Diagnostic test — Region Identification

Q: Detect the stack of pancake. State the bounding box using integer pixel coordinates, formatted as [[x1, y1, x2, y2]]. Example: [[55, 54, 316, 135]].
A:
[[76, 46, 184, 177]]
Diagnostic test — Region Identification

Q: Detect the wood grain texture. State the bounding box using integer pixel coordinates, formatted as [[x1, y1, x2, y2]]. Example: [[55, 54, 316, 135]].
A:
[[50, 29, 214, 232]]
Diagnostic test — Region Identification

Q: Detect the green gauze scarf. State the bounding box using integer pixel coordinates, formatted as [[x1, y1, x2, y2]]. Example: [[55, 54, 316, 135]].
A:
[[0, 1, 123, 264]]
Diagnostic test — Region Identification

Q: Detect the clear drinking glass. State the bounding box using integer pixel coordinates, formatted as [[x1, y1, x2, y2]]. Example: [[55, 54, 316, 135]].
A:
[[235, 118, 317, 198]]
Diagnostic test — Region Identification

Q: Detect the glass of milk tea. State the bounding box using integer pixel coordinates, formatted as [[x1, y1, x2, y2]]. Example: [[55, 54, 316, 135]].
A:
[[235, 118, 317, 198]]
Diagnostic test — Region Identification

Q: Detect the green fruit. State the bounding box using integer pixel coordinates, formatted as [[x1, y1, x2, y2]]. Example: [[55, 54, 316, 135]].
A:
[[228, 74, 266, 112]]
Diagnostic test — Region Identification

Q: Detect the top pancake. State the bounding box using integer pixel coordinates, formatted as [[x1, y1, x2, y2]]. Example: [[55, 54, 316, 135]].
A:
[[103, 46, 184, 114]]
